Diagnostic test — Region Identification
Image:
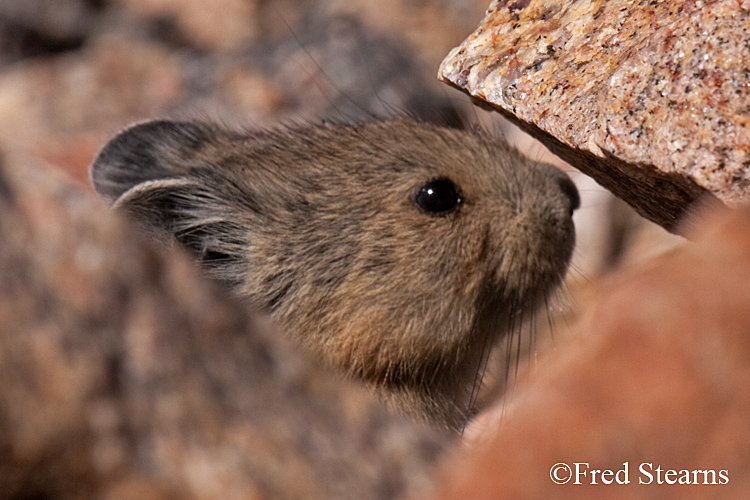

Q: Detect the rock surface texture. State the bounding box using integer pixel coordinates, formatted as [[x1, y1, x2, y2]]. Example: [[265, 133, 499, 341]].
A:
[[440, 0, 750, 231]]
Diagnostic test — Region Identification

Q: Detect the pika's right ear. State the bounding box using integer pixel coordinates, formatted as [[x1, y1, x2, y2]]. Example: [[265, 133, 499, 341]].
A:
[[90, 120, 214, 204]]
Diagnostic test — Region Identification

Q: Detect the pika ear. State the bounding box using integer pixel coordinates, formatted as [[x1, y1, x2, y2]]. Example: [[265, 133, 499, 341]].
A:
[[90, 120, 214, 204], [90, 121, 247, 285]]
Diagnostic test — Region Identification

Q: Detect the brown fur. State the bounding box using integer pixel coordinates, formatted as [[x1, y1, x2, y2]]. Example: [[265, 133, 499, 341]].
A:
[[90, 117, 578, 430]]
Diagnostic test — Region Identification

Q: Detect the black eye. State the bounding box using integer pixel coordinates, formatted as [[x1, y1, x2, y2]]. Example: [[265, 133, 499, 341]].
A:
[[415, 178, 462, 216]]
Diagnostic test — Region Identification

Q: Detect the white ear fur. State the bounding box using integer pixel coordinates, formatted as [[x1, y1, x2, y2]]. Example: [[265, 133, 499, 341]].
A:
[[112, 177, 198, 211]]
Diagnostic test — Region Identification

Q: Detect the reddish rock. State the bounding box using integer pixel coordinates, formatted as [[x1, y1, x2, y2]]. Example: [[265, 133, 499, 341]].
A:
[[424, 202, 750, 499]]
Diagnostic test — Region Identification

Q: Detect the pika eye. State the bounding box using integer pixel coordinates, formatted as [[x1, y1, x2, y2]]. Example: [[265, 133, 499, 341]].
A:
[[415, 178, 462, 216]]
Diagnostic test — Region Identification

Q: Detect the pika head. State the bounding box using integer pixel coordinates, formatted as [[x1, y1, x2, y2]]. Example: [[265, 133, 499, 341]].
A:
[[90, 118, 578, 430]]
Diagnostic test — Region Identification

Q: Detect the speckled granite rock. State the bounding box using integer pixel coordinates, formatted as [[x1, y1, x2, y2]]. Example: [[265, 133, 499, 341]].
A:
[[439, 0, 750, 231]]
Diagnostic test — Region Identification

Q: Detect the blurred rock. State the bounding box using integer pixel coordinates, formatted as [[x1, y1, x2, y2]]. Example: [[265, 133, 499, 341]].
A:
[[0, 153, 447, 500], [0, 0, 105, 65], [0, 0, 490, 183], [424, 201, 750, 499], [122, 0, 260, 51], [0, 36, 183, 182], [440, 0, 750, 232]]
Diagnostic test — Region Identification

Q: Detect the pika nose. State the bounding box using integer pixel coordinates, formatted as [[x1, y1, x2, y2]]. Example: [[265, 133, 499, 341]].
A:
[[556, 174, 580, 216]]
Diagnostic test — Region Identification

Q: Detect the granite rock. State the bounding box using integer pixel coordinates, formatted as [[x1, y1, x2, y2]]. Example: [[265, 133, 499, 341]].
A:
[[440, 0, 750, 231]]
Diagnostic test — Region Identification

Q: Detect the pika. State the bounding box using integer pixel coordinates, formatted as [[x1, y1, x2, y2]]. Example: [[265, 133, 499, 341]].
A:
[[90, 117, 579, 430]]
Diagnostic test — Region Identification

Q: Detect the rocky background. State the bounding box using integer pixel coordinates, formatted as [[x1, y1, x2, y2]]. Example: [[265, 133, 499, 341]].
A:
[[0, 0, 488, 182]]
